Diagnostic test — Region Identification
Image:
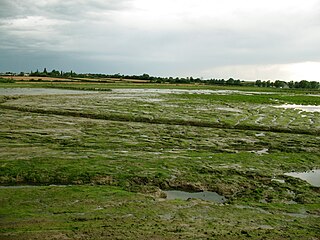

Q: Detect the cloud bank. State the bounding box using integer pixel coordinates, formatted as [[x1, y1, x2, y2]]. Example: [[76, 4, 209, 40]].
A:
[[1, 0, 320, 81]]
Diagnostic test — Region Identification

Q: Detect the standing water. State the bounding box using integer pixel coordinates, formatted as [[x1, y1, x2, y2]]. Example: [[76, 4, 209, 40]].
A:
[[284, 169, 320, 187], [274, 104, 320, 113]]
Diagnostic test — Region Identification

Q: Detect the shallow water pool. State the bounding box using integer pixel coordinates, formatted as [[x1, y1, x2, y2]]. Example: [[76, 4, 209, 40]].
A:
[[284, 169, 320, 187]]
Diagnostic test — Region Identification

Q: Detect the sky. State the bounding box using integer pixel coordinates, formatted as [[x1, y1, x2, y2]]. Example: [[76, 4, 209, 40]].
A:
[[0, 0, 320, 81]]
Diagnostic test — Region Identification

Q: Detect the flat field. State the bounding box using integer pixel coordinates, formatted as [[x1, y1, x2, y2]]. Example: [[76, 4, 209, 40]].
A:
[[0, 82, 319, 239]]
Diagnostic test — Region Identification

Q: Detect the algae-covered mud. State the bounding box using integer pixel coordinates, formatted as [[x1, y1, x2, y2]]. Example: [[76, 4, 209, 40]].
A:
[[0, 84, 319, 239]]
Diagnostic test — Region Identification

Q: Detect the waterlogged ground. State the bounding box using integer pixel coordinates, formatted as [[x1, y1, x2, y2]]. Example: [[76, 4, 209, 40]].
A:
[[1, 88, 319, 135], [0, 85, 319, 239]]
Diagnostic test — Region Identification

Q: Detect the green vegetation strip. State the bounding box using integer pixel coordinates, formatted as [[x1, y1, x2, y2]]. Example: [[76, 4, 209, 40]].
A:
[[178, 93, 320, 105]]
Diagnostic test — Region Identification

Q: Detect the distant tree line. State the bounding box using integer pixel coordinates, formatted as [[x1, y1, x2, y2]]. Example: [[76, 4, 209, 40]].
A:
[[29, 68, 73, 78], [150, 76, 242, 85], [3, 68, 319, 89], [255, 80, 320, 89], [28, 69, 245, 86]]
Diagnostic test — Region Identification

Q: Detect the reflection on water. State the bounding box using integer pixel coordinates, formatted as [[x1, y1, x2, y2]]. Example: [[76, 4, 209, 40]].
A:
[[0, 88, 93, 96], [284, 169, 320, 187], [274, 104, 320, 112], [164, 190, 226, 203]]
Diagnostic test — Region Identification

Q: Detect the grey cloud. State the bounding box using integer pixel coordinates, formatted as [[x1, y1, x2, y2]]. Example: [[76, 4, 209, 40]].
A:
[[1, 0, 320, 80], [0, 1, 20, 18], [0, 0, 132, 20]]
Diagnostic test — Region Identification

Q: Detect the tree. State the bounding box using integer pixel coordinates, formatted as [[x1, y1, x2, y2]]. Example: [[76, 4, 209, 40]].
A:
[[274, 80, 286, 88], [140, 73, 150, 80], [310, 81, 319, 89], [234, 80, 241, 85], [288, 81, 294, 88], [298, 80, 310, 89], [255, 80, 262, 87], [50, 69, 60, 77], [266, 80, 271, 87], [226, 78, 235, 85]]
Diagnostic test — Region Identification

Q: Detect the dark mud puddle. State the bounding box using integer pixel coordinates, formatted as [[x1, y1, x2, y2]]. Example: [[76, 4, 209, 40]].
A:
[[164, 190, 226, 203]]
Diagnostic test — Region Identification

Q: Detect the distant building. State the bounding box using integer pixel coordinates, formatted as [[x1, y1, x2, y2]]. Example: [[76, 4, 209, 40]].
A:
[[2, 72, 15, 76]]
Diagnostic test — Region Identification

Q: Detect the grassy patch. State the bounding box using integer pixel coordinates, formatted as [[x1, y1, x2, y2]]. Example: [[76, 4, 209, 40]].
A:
[[1, 186, 319, 239], [177, 92, 320, 105]]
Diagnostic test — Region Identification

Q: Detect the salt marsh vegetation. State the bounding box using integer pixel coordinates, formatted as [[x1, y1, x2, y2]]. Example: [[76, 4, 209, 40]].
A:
[[0, 83, 319, 239]]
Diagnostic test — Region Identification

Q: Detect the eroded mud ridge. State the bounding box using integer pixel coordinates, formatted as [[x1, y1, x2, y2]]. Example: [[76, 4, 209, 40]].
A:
[[1, 87, 319, 239]]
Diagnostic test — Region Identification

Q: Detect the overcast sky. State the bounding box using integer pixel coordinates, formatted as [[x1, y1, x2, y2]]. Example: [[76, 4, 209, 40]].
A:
[[1, 0, 320, 81]]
